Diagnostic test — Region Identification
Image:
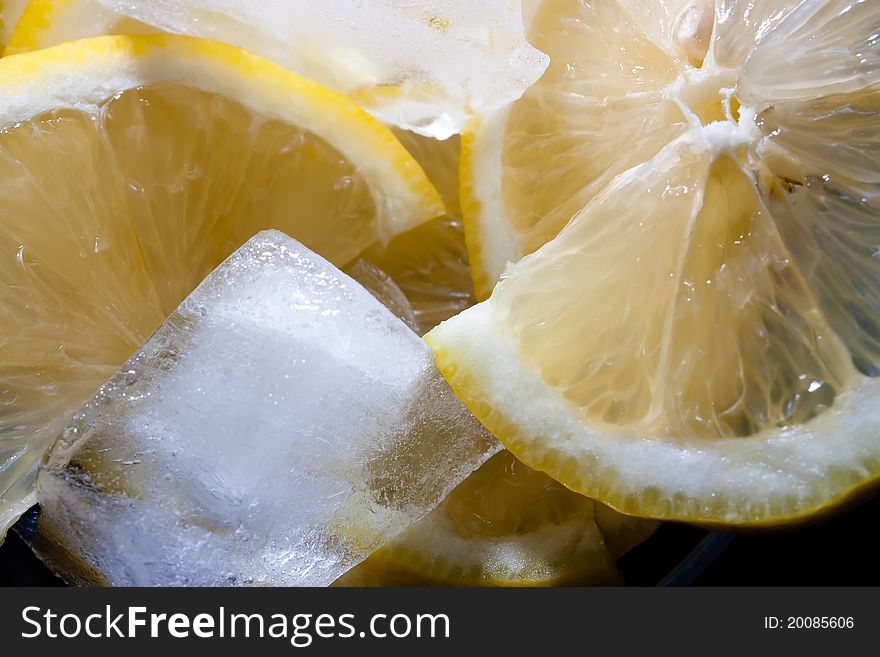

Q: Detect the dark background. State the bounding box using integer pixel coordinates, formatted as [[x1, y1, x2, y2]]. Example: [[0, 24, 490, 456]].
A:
[[619, 490, 880, 585], [2, 491, 878, 586]]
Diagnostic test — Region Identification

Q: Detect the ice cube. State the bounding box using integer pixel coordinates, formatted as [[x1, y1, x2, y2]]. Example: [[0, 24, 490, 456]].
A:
[[97, 0, 549, 139], [32, 230, 498, 586]]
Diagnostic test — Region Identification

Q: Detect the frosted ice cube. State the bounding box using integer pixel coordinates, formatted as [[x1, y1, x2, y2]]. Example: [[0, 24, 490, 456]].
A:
[[33, 230, 498, 586], [98, 0, 549, 138]]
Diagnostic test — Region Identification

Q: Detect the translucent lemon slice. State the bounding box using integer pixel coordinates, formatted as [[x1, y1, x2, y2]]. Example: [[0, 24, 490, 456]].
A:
[[429, 0, 880, 526]]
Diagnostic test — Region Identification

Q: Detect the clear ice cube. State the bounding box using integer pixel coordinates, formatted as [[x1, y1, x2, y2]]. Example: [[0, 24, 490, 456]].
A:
[[98, 0, 549, 138], [33, 230, 498, 586], [346, 259, 421, 335]]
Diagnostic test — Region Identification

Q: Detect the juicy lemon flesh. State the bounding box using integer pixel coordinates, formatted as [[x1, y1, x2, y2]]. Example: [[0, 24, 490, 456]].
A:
[[496, 143, 857, 439], [737, 0, 879, 106], [337, 451, 656, 586], [664, 156, 851, 437], [364, 216, 474, 334], [496, 0, 688, 261], [754, 88, 880, 378], [471, 0, 879, 437], [0, 81, 385, 490], [467, 0, 809, 290]]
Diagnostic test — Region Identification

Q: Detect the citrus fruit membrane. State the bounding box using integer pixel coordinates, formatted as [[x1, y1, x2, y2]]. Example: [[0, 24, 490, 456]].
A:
[[428, 0, 880, 526], [0, 35, 444, 541], [30, 230, 498, 586]]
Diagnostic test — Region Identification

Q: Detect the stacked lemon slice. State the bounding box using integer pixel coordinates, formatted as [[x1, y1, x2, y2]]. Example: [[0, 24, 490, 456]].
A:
[[431, 0, 880, 526]]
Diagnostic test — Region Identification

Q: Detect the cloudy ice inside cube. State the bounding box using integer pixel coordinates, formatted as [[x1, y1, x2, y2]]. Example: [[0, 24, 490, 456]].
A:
[[33, 230, 498, 586]]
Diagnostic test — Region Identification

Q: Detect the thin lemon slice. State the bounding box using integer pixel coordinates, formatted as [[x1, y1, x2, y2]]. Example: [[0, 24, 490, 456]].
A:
[[336, 451, 657, 586], [0, 35, 444, 540], [5, 0, 548, 138], [429, 132, 878, 526], [3, 0, 154, 55], [432, 0, 880, 526]]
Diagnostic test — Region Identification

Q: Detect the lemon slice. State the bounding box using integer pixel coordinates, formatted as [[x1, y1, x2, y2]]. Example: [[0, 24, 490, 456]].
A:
[[5, 0, 474, 336], [428, 0, 880, 526], [3, 0, 154, 55], [0, 35, 444, 540], [0, 0, 28, 49], [335, 451, 657, 586], [5, 0, 548, 138]]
